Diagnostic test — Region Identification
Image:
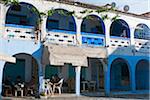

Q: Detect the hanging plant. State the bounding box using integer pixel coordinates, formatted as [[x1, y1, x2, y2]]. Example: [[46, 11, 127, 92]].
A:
[[2, 0, 19, 5], [111, 14, 120, 22], [101, 14, 109, 21], [47, 9, 55, 16], [57, 10, 67, 16], [80, 9, 88, 14], [66, 11, 75, 16]]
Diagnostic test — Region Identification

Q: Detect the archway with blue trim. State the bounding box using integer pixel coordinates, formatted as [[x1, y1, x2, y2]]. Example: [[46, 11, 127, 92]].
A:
[[5, 2, 40, 27], [135, 59, 149, 90], [110, 58, 131, 91], [46, 9, 76, 33], [110, 19, 130, 38], [2, 53, 39, 97], [134, 24, 150, 40], [81, 15, 105, 35]]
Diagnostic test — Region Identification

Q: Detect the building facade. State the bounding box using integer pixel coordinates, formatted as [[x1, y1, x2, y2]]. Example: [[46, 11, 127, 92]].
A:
[[0, 0, 149, 97]]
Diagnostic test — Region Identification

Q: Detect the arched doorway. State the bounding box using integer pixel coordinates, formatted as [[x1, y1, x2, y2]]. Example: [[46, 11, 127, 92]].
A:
[[6, 2, 40, 27], [110, 58, 131, 91], [81, 15, 105, 35], [2, 53, 39, 97], [135, 59, 149, 90], [134, 24, 150, 40], [81, 58, 105, 93], [110, 19, 130, 38]]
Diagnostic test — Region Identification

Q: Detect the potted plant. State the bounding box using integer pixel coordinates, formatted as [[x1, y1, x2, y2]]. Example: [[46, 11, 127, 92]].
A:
[[40, 91, 47, 99]]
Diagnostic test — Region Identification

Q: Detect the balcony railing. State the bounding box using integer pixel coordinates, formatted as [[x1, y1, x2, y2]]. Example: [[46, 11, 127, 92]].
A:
[[4, 24, 36, 40], [81, 32, 105, 47], [45, 29, 77, 45], [110, 36, 130, 47], [134, 39, 149, 52]]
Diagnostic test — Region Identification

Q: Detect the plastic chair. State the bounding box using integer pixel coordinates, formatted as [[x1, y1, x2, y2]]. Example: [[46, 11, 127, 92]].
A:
[[14, 83, 24, 97], [53, 79, 64, 94], [44, 79, 53, 95]]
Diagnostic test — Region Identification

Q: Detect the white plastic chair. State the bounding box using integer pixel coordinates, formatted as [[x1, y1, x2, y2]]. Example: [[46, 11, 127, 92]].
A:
[[44, 79, 53, 95], [53, 79, 64, 94], [14, 83, 24, 97]]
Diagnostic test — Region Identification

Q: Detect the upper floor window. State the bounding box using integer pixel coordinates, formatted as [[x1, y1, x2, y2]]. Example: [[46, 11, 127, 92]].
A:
[[81, 15, 105, 35], [110, 19, 130, 38], [5, 2, 40, 27], [46, 19, 59, 30], [46, 9, 76, 32], [134, 24, 150, 40]]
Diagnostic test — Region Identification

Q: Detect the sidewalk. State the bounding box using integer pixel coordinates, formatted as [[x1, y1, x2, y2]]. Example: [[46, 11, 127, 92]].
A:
[[2, 93, 149, 100]]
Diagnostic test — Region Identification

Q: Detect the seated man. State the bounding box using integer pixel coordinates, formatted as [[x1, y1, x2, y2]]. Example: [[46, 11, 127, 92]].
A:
[[3, 76, 13, 96]]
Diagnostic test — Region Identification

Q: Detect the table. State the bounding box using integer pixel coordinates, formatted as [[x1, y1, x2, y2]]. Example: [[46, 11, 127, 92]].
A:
[[81, 81, 88, 92]]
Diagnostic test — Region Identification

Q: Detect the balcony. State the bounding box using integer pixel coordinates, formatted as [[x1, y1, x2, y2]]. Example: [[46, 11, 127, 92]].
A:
[[81, 32, 105, 47], [4, 24, 36, 40], [110, 36, 130, 48], [45, 29, 77, 45]]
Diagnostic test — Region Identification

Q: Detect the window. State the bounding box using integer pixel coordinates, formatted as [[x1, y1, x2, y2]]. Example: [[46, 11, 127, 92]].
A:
[[69, 22, 75, 31], [81, 24, 86, 32], [11, 5, 21, 11], [47, 19, 59, 30]]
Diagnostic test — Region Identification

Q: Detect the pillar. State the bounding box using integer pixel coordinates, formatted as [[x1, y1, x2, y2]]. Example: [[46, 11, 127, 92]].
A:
[[75, 17, 82, 46], [104, 20, 111, 47], [0, 61, 5, 98], [41, 16, 47, 42], [130, 28, 135, 46], [104, 61, 110, 96], [131, 63, 136, 92], [0, 4, 6, 37], [75, 66, 81, 96]]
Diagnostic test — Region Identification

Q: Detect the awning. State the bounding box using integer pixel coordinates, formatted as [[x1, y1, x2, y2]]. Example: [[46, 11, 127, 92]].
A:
[[42, 44, 107, 67], [0, 53, 16, 63], [82, 47, 107, 58], [42, 44, 88, 66]]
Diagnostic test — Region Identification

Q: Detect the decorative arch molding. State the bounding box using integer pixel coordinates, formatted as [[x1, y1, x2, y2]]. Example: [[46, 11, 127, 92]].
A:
[[110, 57, 131, 91], [81, 14, 105, 35], [110, 19, 130, 38]]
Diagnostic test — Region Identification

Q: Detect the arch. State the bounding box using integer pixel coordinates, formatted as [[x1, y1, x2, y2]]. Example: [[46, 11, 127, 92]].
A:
[[110, 58, 131, 91], [2, 53, 39, 96], [46, 8, 77, 32], [81, 58, 105, 92], [135, 59, 149, 90], [81, 15, 105, 35], [5, 2, 40, 27], [134, 24, 150, 40], [110, 19, 130, 38]]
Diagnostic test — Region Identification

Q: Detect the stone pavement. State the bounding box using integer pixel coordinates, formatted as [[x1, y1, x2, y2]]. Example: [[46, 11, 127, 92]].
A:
[[2, 93, 149, 100]]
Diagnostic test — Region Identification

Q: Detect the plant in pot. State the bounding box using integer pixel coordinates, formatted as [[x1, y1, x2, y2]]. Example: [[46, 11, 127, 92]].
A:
[[40, 91, 47, 99]]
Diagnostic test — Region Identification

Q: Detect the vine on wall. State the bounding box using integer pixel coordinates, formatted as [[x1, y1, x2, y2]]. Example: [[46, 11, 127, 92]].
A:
[[3, 0, 120, 23]]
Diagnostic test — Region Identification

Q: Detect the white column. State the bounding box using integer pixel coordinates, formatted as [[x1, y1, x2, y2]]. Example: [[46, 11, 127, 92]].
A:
[[75, 66, 81, 96], [0, 61, 5, 98], [104, 20, 111, 47], [0, 4, 6, 37], [130, 28, 135, 46], [41, 16, 47, 42], [75, 18, 82, 46]]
